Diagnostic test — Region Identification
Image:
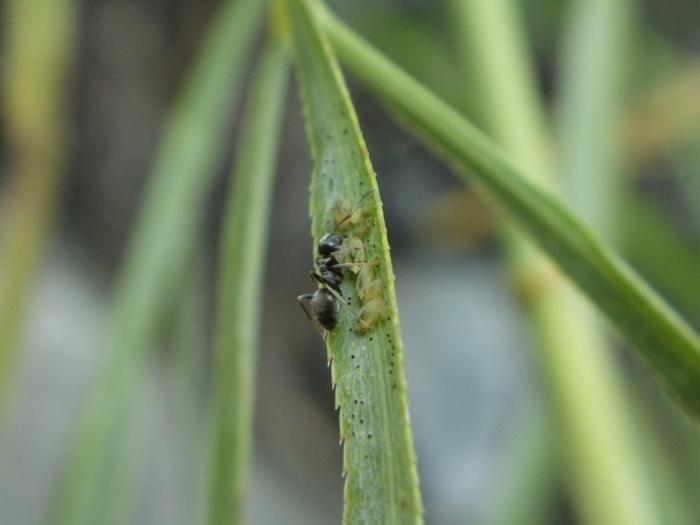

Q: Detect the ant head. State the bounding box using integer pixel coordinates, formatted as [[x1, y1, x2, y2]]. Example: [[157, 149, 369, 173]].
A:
[[318, 233, 343, 256]]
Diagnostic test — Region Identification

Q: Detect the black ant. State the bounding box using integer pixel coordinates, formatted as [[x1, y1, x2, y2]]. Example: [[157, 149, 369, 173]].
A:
[[298, 190, 375, 333]]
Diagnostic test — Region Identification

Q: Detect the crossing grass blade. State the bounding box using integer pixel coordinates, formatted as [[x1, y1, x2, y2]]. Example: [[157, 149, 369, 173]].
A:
[[447, 1, 658, 524], [55, 1, 265, 523], [312, 2, 700, 421], [286, 0, 424, 523], [205, 32, 289, 525], [619, 194, 700, 324]]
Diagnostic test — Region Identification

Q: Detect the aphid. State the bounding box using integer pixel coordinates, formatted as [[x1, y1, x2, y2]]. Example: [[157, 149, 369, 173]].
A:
[[356, 263, 381, 301], [355, 298, 388, 334], [345, 237, 366, 268], [355, 260, 386, 333]]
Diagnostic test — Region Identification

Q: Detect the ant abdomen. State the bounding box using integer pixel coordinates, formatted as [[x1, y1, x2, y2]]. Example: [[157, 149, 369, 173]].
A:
[[298, 288, 339, 331]]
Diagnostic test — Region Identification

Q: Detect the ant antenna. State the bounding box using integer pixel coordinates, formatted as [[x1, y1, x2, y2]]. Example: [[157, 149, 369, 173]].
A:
[[333, 189, 376, 231]]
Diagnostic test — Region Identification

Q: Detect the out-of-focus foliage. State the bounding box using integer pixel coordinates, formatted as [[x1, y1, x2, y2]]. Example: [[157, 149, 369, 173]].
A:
[[1, 1, 700, 524]]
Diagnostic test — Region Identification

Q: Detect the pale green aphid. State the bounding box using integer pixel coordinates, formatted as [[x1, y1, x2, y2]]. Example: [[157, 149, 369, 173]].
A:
[[330, 192, 388, 334]]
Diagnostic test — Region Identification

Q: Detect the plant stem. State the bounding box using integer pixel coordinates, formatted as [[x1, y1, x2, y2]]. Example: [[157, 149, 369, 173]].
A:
[[205, 32, 289, 525], [0, 0, 76, 397], [451, 1, 661, 524], [55, 1, 264, 522]]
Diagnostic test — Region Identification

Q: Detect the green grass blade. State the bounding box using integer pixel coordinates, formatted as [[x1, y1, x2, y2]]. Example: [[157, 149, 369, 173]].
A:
[[557, 0, 629, 235], [0, 0, 76, 396], [619, 193, 700, 324], [55, 1, 265, 523], [168, 258, 208, 525], [286, 0, 423, 523], [314, 3, 700, 420], [205, 33, 289, 525], [551, 1, 662, 524], [448, 1, 659, 524]]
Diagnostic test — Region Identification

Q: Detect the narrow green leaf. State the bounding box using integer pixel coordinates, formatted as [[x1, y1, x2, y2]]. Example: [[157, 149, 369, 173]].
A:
[[619, 193, 700, 324], [287, 0, 423, 523], [168, 258, 208, 525], [551, 1, 661, 524], [55, 1, 264, 523], [447, 1, 659, 524], [0, 0, 76, 396], [314, 3, 700, 420], [205, 33, 289, 525], [453, 1, 663, 525], [557, 0, 629, 235]]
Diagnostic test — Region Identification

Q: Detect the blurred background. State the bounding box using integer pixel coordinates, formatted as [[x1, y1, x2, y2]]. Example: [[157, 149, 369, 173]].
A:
[[1, 0, 699, 524]]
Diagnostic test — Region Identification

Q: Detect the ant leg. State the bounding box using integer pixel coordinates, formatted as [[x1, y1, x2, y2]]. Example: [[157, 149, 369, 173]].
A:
[[332, 261, 373, 271], [297, 294, 326, 336], [297, 294, 314, 323], [319, 284, 369, 329], [310, 271, 342, 293]]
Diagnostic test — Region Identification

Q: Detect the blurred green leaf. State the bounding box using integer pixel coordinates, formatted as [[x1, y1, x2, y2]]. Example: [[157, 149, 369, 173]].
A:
[[205, 32, 289, 525], [167, 258, 208, 525], [619, 192, 700, 325], [451, 1, 662, 524], [56, 1, 265, 523], [0, 0, 76, 396], [287, 0, 423, 522]]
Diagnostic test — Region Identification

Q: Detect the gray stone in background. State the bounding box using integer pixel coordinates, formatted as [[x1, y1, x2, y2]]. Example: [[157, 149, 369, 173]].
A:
[[0, 239, 106, 525], [397, 254, 537, 525]]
